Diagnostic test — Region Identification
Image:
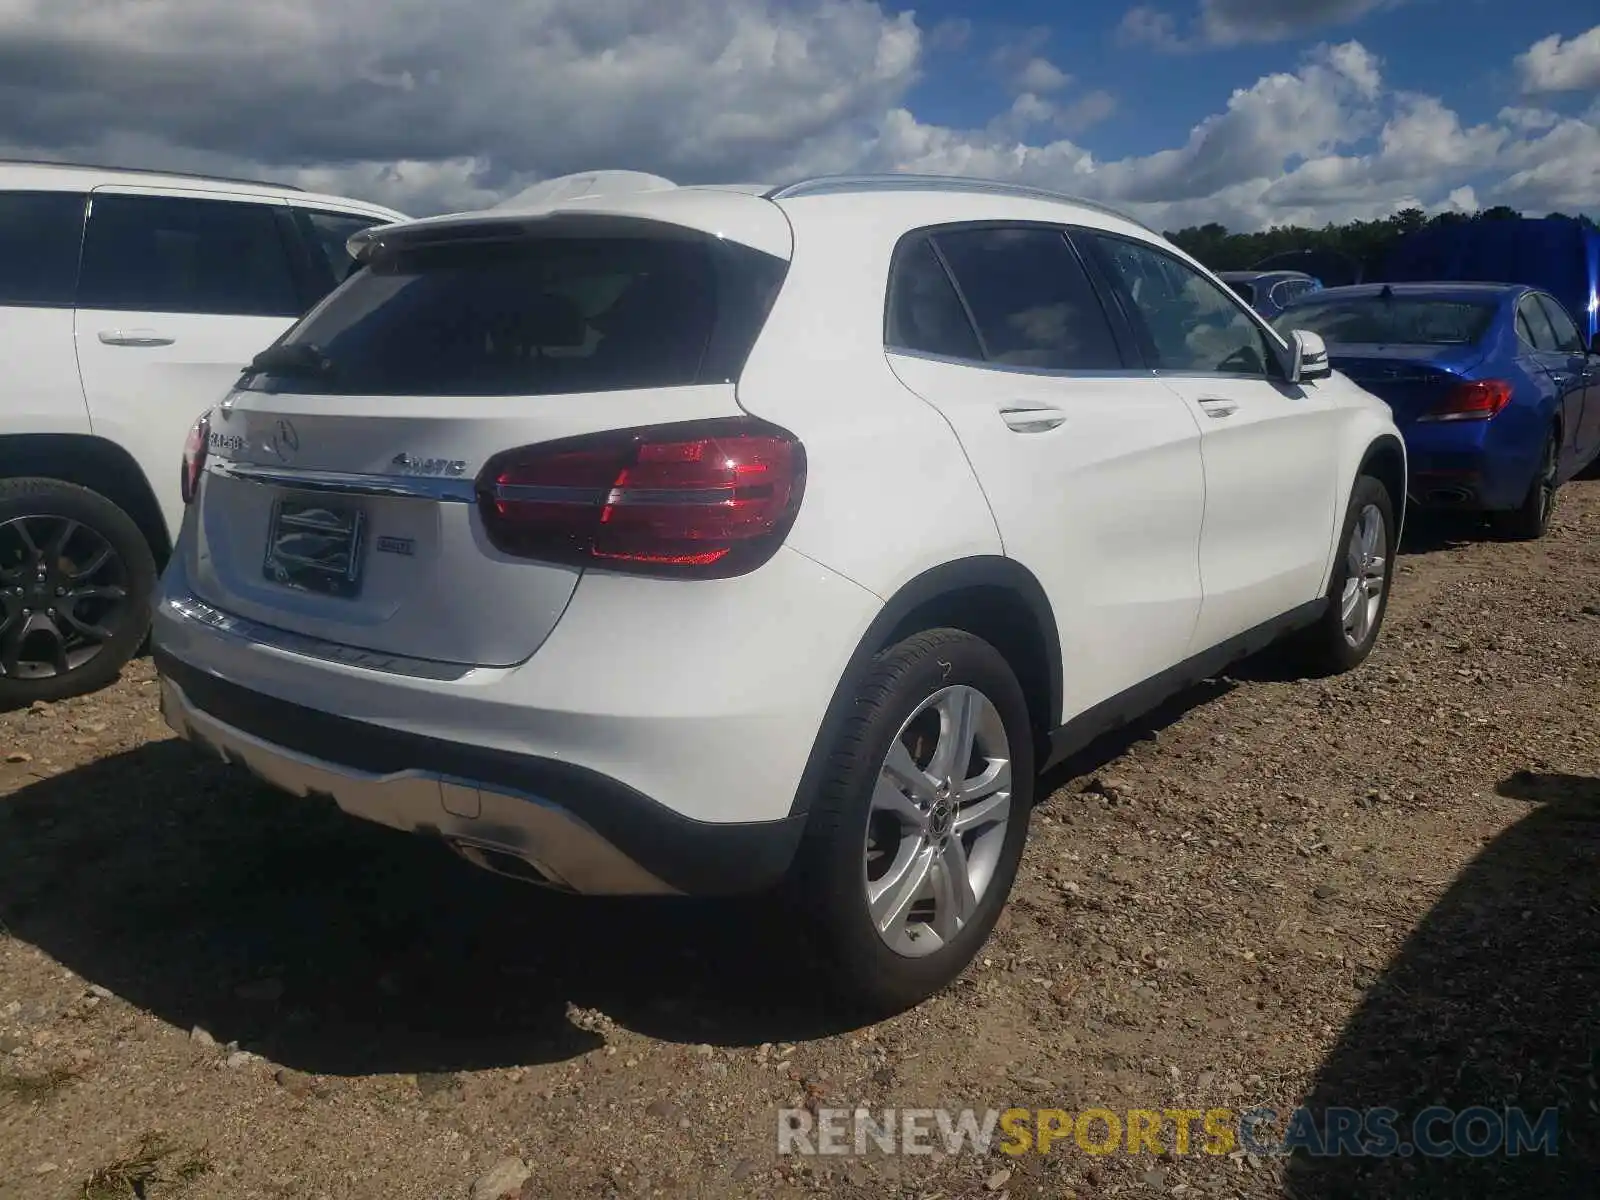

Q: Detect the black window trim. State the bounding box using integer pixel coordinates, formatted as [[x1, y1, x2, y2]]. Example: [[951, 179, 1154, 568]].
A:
[[77, 188, 304, 319], [274, 206, 327, 312], [882, 219, 1143, 377], [1076, 227, 1293, 383], [1514, 302, 1538, 349], [0, 189, 90, 310], [290, 206, 387, 303]]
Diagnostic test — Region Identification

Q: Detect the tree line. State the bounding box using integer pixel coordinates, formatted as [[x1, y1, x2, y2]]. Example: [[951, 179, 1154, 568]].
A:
[[1164, 207, 1600, 279]]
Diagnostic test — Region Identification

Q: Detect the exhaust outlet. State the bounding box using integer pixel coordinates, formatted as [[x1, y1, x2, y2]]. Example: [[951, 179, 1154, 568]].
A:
[[448, 839, 577, 892]]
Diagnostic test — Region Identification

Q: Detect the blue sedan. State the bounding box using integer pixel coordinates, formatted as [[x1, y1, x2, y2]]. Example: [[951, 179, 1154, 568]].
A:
[[1273, 282, 1600, 539]]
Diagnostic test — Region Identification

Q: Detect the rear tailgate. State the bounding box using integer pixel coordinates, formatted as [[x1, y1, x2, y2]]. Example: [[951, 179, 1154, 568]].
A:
[[182, 198, 793, 668], [191, 388, 746, 667]]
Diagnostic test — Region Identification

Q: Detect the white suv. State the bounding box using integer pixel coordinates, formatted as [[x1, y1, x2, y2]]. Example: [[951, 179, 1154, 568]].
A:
[[150, 173, 1404, 1011], [0, 160, 405, 705]]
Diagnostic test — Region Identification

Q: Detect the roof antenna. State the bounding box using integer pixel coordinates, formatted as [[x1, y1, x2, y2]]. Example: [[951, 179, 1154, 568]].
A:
[[1379, 283, 1394, 300]]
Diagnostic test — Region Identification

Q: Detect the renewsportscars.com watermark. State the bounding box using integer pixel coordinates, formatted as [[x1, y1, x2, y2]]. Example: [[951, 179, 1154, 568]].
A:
[[777, 1105, 1560, 1159]]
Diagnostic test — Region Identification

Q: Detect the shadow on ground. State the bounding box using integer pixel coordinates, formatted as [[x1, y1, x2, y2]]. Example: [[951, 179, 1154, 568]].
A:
[[1283, 770, 1600, 1198], [0, 740, 857, 1077], [1396, 510, 1489, 557], [0, 671, 1249, 1081]]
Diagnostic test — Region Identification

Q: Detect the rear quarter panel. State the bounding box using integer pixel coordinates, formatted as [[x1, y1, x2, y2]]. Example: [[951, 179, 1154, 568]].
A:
[[733, 194, 1004, 601]]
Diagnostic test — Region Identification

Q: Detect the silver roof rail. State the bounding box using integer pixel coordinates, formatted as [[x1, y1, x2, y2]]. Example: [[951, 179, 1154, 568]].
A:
[[763, 173, 1155, 233], [0, 157, 304, 192]]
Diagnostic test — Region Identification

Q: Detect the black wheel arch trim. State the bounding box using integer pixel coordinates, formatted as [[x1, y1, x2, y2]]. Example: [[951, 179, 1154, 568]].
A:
[[786, 555, 1063, 819], [1357, 433, 1408, 532], [0, 433, 172, 566]]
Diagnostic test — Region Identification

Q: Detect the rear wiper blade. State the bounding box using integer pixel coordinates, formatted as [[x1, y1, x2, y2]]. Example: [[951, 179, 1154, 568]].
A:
[[246, 342, 335, 378]]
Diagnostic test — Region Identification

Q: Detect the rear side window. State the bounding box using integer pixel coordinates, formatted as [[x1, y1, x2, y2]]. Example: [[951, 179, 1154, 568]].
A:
[[78, 193, 301, 317], [1535, 294, 1583, 353], [1516, 295, 1558, 351], [300, 209, 385, 292], [930, 226, 1123, 371], [0, 191, 86, 306], [242, 225, 789, 396], [884, 236, 983, 361]]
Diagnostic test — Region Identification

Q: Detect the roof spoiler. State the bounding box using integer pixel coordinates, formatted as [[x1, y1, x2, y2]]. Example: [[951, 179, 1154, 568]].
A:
[[346, 170, 679, 264]]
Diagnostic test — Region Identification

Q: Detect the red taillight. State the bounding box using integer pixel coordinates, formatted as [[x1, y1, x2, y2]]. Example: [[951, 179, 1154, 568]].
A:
[[1418, 379, 1514, 422], [180, 409, 211, 505], [476, 417, 807, 577]]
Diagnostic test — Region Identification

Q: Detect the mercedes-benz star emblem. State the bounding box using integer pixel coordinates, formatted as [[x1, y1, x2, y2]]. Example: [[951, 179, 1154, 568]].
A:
[[268, 418, 300, 462]]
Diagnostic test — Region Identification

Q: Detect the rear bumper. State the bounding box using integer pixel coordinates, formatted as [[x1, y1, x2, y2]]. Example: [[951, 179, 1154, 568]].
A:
[[1402, 419, 1541, 512], [156, 649, 807, 896]]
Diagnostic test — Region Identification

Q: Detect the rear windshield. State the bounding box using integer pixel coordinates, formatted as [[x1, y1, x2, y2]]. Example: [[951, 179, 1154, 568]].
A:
[[241, 225, 788, 396], [1272, 296, 1497, 346], [1224, 280, 1254, 302]]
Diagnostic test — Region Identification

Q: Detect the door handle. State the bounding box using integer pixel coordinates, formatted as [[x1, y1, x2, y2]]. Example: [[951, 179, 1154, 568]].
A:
[[98, 329, 174, 348], [1197, 397, 1239, 419], [999, 405, 1066, 433]]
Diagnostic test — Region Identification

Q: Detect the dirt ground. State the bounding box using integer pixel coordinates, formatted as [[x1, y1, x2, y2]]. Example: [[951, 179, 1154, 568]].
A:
[[2, 480, 1598, 1200]]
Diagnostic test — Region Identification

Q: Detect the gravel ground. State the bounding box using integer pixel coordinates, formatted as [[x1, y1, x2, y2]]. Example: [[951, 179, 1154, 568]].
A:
[[2, 479, 1598, 1200]]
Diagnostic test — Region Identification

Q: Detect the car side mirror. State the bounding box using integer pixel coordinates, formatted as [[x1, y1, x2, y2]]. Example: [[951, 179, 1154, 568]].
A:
[[1288, 329, 1332, 383]]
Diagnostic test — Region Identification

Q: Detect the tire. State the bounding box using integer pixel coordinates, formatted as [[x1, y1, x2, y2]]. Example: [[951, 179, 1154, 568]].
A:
[[1282, 474, 1396, 677], [787, 628, 1035, 1015], [0, 478, 156, 708], [1491, 427, 1559, 542]]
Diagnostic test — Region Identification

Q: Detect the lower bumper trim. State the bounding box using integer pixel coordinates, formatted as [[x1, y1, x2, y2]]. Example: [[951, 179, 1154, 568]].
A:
[[154, 649, 807, 897]]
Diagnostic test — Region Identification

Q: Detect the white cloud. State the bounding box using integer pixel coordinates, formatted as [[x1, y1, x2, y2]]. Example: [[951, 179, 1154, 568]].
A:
[[0, 2, 1593, 231], [1517, 25, 1600, 93], [1015, 57, 1071, 93], [1120, 0, 1399, 50], [990, 26, 1072, 94]]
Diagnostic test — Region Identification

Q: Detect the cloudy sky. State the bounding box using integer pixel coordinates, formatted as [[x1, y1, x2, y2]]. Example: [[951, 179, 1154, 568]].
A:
[[1, 0, 1596, 230]]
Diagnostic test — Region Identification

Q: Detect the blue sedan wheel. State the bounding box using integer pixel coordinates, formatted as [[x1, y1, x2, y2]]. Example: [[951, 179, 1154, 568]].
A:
[[1492, 428, 1559, 541]]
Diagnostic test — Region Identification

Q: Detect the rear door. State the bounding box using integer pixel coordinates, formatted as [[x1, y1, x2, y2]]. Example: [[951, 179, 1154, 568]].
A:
[[73, 188, 307, 545], [882, 223, 1206, 720], [0, 189, 90, 437], [1516, 292, 1586, 474], [1079, 231, 1342, 653], [184, 215, 791, 668], [1532, 292, 1600, 468]]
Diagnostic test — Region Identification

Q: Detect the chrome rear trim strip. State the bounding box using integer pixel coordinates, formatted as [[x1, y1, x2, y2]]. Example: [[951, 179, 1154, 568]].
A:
[[206, 459, 476, 503]]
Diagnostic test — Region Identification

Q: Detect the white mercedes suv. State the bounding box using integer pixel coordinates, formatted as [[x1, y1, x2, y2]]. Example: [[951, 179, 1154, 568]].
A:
[[0, 159, 404, 706], [151, 173, 1404, 1012]]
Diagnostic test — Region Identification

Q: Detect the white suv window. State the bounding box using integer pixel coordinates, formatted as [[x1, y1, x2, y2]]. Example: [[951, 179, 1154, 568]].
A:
[[886, 225, 1124, 371], [78, 193, 301, 317], [1088, 233, 1275, 377], [0, 191, 86, 307]]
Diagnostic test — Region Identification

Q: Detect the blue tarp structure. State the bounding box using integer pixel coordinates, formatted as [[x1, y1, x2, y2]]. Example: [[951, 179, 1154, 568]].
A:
[[1379, 217, 1600, 343]]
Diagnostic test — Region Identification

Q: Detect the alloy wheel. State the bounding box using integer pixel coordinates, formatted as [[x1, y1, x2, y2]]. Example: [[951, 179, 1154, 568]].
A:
[[0, 516, 132, 680], [1340, 503, 1387, 649], [863, 684, 1014, 958]]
